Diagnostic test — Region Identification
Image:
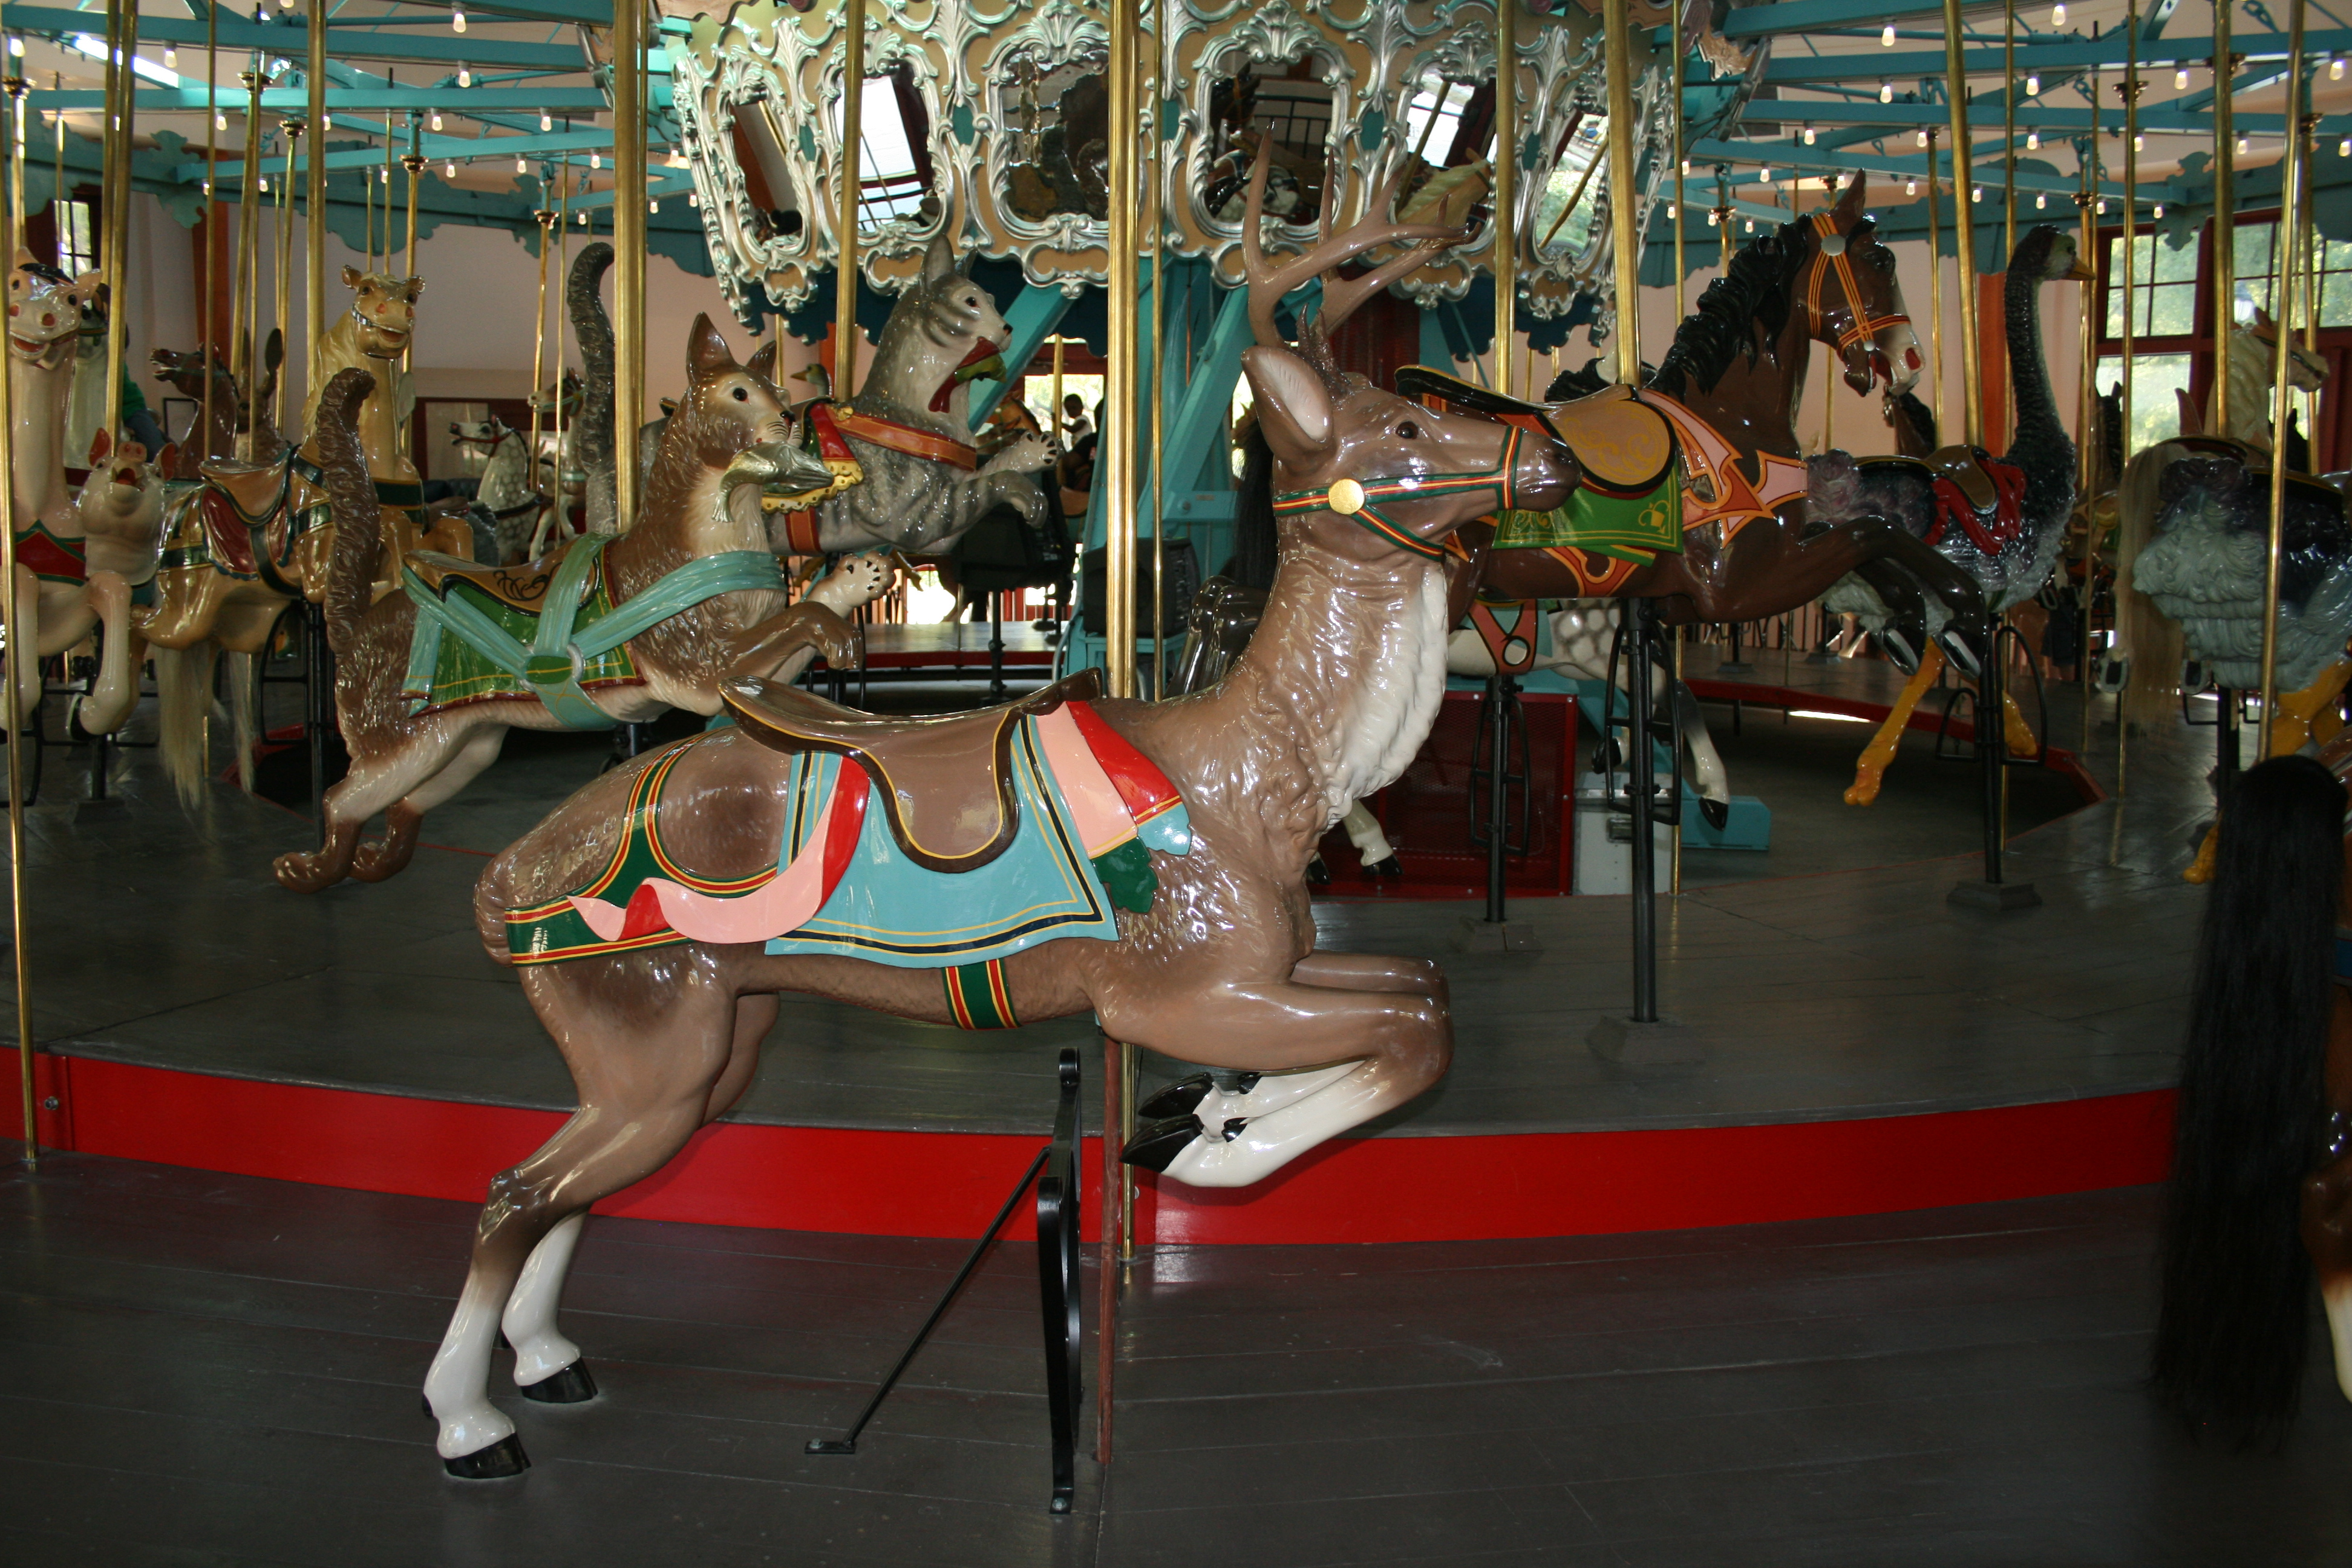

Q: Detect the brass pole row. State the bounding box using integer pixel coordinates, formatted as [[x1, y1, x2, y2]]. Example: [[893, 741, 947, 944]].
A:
[[613, 0, 645, 529], [2256, 0, 2308, 757]]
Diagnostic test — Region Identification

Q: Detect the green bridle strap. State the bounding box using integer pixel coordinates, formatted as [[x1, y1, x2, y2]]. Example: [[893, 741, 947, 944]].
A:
[[1268, 426, 1524, 561]]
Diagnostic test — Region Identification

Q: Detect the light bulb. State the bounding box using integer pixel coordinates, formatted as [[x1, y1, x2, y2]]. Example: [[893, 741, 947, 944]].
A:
[[163, 46, 175, 67], [1803, 125, 1816, 145], [1744, 218, 1754, 232], [445, 160, 456, 177], [1681, 158, 1691, 176], [2134, 133, 2145, 152], [2341, 136, 2350, 157], [541, 113, 552, 131], [1906, 177, 1918, 194], [1758, 166, 1770, 183], [2154, 203, 2165, 218], [322, 114, 333, 129], [516, 155, 526, 172], [2096, 197, 2107, 214], [1707, 209, 1717, 226], [452, 4, 466, 32], [2335, 56, 2347, 79], [2025, 73, 2040, 96], [2036, 191, 2047, 209], [2175, 67, 2190, 88], [258, 177, 268, 192], [1971, 185, 1983, 201], [379, 166, 388, 184], [2027, 130, 2040, 149], [688, 191, 699, 208], [2238, 135, 2250, 155], [2050, 2, 2065, 24], [649, 198, 659, 214], [1881, 22, 1895, 44], [578, 210, 587, 225], [256, 3, 269, 19], [1667, 202, 1677, 218], [457, 64, 471, 87], [1880, 81, 1893, 103], [590, 151, 600, 168], [215, 113, 226, 131], [1916, 129, 1929, 147], [430, 111, 442, 131]]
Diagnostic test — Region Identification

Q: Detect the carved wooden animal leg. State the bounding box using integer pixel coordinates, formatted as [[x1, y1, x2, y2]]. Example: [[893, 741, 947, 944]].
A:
[[74, 572, 143, 736], [2272, 661, 2352, 757], [2184, 823, 2220, 884], [350, 727, 509, 883], [426, 969, 753, 1474], [275, 724, 472, 892], [1999, 685, 2039, 757], [1846, 644, 1945, 806], [1111, 964, 1450, 1188]]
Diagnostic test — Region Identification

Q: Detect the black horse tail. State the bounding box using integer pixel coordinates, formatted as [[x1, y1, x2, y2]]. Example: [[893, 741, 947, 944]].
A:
[[2153, 753, 2347, 1443]]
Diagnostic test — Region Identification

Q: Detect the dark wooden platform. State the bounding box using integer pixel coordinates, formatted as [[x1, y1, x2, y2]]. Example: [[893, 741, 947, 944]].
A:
[[8, 1154, 2350, 1566]]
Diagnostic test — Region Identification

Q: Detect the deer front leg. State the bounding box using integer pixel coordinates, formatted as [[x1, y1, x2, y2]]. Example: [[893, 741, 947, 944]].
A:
[[1108, 974, 1451, 1188], [74, 570, 144, 736], [724, 600, 860, 685]]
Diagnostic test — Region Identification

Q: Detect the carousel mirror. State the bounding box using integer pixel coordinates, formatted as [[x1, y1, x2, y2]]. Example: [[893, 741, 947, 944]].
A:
[[1198, 63, 1338, 227], [999, 56, 1109, 223]]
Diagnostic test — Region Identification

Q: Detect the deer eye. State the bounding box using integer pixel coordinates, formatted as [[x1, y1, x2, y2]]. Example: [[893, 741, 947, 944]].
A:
[[1396, 420, 1421, 440], [731, 385, 749, 402]]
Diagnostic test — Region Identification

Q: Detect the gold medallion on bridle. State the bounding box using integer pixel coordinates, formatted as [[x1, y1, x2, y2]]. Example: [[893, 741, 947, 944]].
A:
[[1328, 477, 1366, 515]]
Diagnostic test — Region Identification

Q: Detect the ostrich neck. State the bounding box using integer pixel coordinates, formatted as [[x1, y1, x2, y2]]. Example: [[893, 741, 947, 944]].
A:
[[9, 353, 74, 531], [2004, 255, 2062, 454]]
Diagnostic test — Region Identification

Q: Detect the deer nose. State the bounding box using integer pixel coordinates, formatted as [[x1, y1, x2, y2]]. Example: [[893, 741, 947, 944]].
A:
[[1513, 435, 1579, 512]]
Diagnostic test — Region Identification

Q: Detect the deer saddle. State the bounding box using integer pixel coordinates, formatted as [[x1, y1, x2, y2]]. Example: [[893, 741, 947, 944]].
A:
[[724, 669, 1104, 874]]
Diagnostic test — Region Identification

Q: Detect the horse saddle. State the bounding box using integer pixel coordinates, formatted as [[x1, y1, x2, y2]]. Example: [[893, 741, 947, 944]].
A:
[[1922, 446, 2000, 514], [405, 540, 581, 616], [200, 452, 302, 524], [724, 668, 1104, 874]]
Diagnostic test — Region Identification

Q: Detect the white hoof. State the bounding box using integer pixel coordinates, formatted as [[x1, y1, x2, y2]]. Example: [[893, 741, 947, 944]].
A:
[[432, 1397, 516, 1461]]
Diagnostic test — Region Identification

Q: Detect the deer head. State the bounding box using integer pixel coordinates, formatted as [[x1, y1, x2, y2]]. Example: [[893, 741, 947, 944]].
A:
[[1239, 144, 1578, 561]]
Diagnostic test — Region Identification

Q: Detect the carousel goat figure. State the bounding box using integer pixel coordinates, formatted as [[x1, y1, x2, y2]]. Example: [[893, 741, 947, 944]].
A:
[[4, 258, 174, 737], [145, 268, 479, 805], [268, 316, 872, 893], [1427, 175, 1997, 677], [151, 332, 288, 480], [419, 151, 1579, 1478], [1809, 223, 2091, 805], [447, 416, 546, 563], [2153, 746, 2352, 1446]]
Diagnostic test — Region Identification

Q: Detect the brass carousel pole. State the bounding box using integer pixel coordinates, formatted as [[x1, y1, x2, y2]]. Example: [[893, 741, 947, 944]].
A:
[[3, 42, 31, 1169], [278, 119, 298, 434], [528, 203, 553, 539], [554, 170, 570, 521], [1941, 0, 1982, 449], [2076, 168, 2097, 753], [234, 67, 264, 459], [307, 0, 324, 404], [1926, 128, 1944, 437], [1604, 0, 1653, 1014], [2212, 0, 2235, 437], [1104, 0, 1137, 701], [2004, 0, 2017, 299], [1148, 48, 1165, 703], [1494, 0, 1516, 397], [2257, 0, 2306, 758], [6, 74, 25, 265], [204, 13, 217, 462], [833, 0, 864, 398], [613, 0, 644, 527], [2301, 111, 2321, 456], [1670, 0, 1684, 896], [103, 0, 138, 448], [403, 114, 422, 275], [2118, 1, 2137, 792]]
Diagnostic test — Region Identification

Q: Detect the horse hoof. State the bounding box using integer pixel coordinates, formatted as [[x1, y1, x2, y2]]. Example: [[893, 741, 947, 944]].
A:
[[1121, 1115, 1204, 1173], [1365, 855, 1404, 880], [518, 1361, 598, 1404], [1136, 1074, 1214, 1122], [443, 1433, 530, 1480], [1699, 797, 1730, 833]]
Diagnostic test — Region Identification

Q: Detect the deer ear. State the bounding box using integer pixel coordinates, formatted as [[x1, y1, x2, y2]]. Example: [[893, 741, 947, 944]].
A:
[[745, 338, 780, 384], [341, 264, 364, 289], [1833, 171, 1867, 226], [87, 428, 111, 468], [1243, 347, 1336, 469], [686, 313, 735, 379]]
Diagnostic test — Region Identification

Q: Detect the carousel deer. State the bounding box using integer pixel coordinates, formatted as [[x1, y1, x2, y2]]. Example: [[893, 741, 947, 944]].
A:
[[419, 153, 1578, 1478]]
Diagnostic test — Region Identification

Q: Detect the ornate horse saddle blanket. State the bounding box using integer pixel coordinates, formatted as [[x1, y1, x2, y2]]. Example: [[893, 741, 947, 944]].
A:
[[1860, 446, 2030, 556], [169, 451, 328, 589], [772, 400, 871, 555], [504, 679, 1193, 981], [16, 522, 86, 584]]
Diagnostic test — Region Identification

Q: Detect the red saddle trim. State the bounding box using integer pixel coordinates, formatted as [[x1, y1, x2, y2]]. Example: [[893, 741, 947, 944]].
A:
[[1064, 700, 1181, 828], [1925, 461, 2030, 557], [15, 525, 86, 583], [198, 487, 261, 578], [834, 408, 980, 471]]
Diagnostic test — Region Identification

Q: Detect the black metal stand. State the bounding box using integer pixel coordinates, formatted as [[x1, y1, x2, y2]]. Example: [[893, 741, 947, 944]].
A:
[[304, 602, 332, 821], [1458, 667, 1538, 952], [1948, 624, 2041, 911], [1716, 620, 1756, 676], [809, 1047, 1085, 1513], [1589, 602, 1702, 1065], [988, 591, 1008, 703]]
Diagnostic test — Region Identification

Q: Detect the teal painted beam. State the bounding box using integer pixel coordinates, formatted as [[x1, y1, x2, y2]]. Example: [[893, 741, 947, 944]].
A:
[[1157, 278, 1272, 508], [27, 87, 609, 111], [448, 0, 613, 24], [1691, 136, 2129, 198], [2, 5, 584, 70], [203, 128, 613, 180], [965, 283, 1076, 429], [1760, 30, 2351, 83], [1723, 0, 1948, 38], [1737, 99, 2305, 135]]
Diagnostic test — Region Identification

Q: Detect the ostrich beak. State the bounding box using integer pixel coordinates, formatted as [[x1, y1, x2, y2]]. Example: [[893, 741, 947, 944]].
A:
[[2062, 253, 2097, 284]]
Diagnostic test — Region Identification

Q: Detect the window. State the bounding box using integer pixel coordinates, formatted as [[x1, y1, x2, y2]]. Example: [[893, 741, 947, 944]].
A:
[[828, 67, 932, 229], [54, 195, 94, 275], [1401, 80, 1476, 166], [1532, 116, 1606, 258]]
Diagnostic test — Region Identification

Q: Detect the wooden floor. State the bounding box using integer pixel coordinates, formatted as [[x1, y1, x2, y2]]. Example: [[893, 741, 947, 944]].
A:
[[8, 1154, 2352, 1566]]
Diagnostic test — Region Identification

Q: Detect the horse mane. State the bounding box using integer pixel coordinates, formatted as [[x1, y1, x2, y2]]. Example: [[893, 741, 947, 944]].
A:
[[1648, 219, 1813, 401]]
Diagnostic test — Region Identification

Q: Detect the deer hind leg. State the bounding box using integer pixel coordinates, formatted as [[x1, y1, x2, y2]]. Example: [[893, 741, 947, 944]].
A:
[[350, 725, 508, 883], [428, 968, 743, 1474], [273, 721, 463, 892], [1111, 968, 1451, 1189]]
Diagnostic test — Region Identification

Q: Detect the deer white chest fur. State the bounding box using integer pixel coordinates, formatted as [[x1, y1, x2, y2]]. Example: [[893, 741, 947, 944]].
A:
[[1319, 560, 1449, 826]]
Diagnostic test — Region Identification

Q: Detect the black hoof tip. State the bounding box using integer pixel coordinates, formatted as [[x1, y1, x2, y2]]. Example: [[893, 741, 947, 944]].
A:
[[1939, 631, 1984, 680], [1137, 1073, 1214, 1122], [1365, 855, 1404, 880], [1121, 1114, 1203, 1173], [1699, 797, 1730, 833], [1881, 630, 1921, 675], [517, 1360, 598, 1404], [444, 1433, 530, 1480], [1219, 1117, 1249, 1143], [1306, 855, 1331, 887]]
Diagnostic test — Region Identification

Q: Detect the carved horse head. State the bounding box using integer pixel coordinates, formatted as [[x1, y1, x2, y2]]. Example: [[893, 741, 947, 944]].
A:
[[1798, 174, 1921, 397], [339, 266, 423, 361], [6, 253, 82, 373]]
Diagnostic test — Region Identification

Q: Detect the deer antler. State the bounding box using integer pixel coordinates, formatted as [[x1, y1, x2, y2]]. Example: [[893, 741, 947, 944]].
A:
[[1243, 139, 1463, 351]]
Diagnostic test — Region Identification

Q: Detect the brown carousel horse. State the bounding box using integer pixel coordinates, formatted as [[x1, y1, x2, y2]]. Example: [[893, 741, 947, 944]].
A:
[[419, 156, 1578, 1477], [1431, 174, 1996, 662], [149, 330, 286, 479], [145, 268, 474, 803]]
